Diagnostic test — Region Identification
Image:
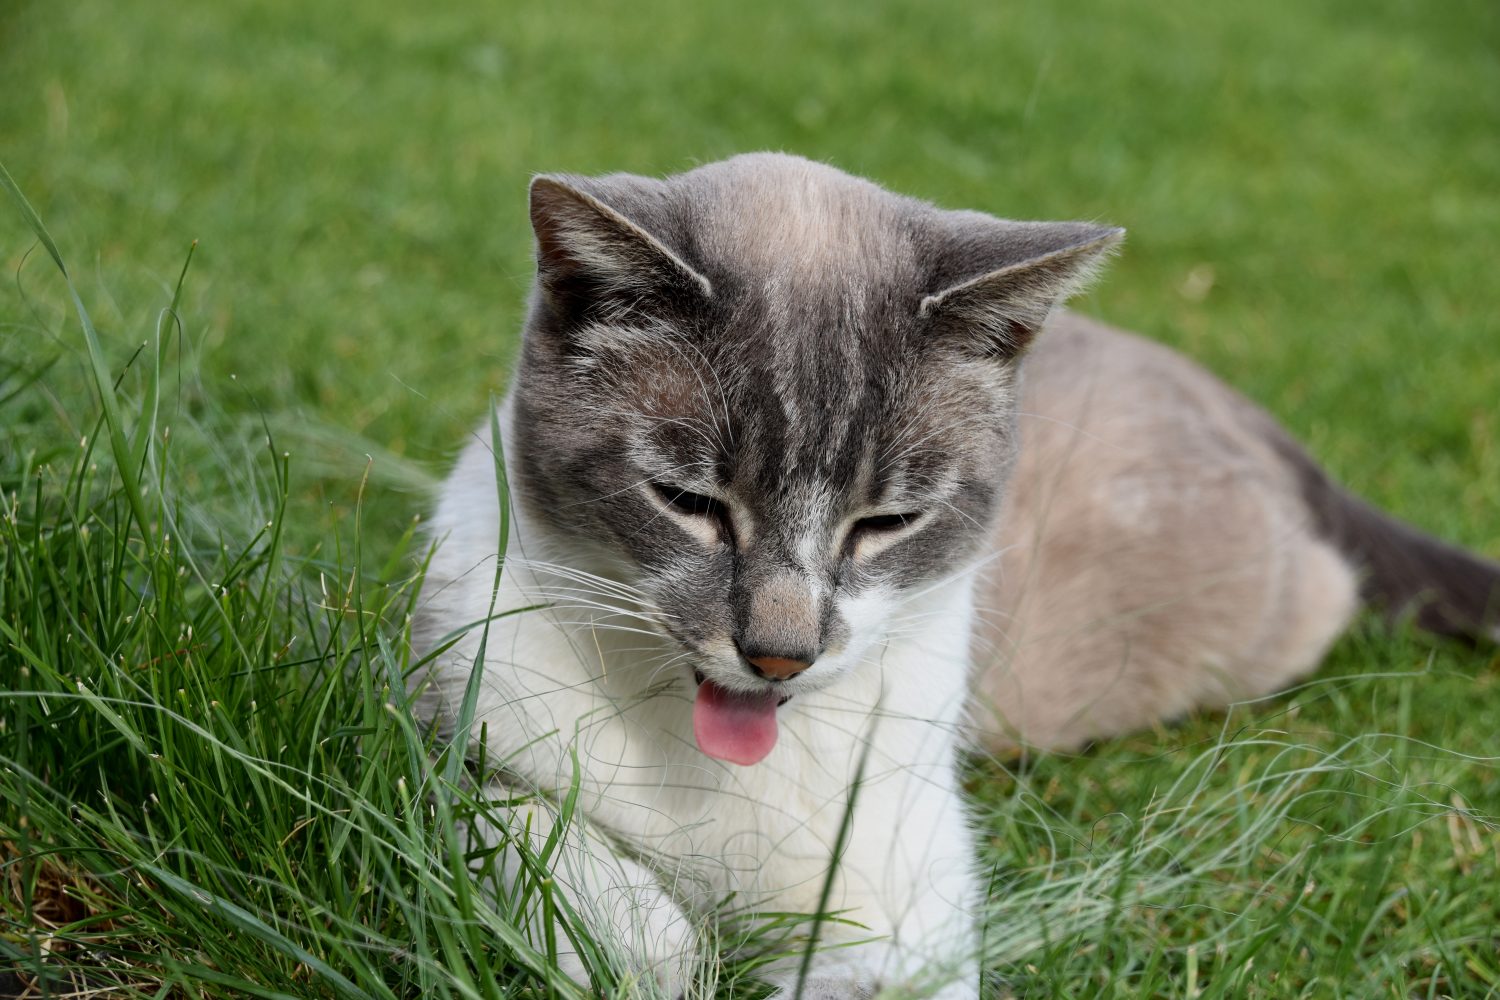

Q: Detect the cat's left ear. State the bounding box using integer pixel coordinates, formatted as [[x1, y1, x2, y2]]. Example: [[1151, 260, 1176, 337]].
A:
[[920, 216, 1124, 359]]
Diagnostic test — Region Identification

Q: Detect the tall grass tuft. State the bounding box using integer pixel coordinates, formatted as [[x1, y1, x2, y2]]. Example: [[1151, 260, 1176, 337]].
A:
[[0, 163, 610, 999]]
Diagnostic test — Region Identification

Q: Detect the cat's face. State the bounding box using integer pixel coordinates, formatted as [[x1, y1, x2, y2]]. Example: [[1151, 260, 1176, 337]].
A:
[[517, 276, 1017, 701], [511, 154, 1119, 709]]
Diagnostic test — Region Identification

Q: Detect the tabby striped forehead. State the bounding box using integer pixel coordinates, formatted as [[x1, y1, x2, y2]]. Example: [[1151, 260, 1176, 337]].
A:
[[608, 315, 1011, 547]]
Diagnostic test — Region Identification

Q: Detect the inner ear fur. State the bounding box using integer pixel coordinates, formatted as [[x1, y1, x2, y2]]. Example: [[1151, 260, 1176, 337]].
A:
[[920, 220, 1124, 359]]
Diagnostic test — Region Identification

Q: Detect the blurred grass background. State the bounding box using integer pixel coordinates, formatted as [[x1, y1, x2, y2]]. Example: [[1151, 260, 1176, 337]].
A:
[[3, 0, 1499, 996], [5, 0, 1497, 534]]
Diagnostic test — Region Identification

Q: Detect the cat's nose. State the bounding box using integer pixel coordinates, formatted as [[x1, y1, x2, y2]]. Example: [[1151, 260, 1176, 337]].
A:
[[735, 568, 823, 679], [743, 651, 814, 680]]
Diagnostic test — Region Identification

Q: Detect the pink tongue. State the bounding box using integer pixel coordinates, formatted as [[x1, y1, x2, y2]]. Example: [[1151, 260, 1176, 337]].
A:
[[693, 681, 781, 766]]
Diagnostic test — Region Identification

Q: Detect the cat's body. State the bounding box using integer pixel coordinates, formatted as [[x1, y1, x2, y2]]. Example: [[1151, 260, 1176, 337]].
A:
[[983, 314, 1360, 748], [986, 314, 1500, 748], [415, 153, 1499, 997]]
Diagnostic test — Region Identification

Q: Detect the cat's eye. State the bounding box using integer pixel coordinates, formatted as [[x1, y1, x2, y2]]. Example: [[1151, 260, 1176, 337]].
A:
[[853, 512, 920, 534], [844, 511, 923, 559], [652, 482, 728, 520]]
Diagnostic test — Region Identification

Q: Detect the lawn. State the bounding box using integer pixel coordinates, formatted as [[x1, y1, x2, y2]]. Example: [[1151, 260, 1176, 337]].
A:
[[2, 0, 1498, 996]]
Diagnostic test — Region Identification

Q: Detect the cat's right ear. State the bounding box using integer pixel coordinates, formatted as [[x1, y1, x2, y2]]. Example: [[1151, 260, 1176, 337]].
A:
[[920, 218, 1124, 360], [529, 176, 712, 323]]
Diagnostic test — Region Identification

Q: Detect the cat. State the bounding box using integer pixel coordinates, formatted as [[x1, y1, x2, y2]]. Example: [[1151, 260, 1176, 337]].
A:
[[413, 152, 1500, 998]]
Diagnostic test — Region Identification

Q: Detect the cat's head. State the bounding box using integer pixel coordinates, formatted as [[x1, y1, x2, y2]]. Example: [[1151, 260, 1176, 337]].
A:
[[509, 154, 1119, 760]]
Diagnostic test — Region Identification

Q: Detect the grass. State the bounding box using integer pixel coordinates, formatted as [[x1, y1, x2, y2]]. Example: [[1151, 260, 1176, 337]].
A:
[[1, 0, 1498, 995]]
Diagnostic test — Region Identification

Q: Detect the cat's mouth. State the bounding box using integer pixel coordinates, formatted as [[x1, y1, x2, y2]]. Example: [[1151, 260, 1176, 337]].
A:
[[691, 669, 792, 767], [691, 669, 793, 706]]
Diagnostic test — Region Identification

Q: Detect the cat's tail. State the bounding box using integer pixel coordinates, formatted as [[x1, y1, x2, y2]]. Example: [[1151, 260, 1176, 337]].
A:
[[1267, 427, 1500, 643]]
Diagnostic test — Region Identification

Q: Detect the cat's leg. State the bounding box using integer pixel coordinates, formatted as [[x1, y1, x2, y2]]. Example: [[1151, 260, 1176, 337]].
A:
[[469, 789, 704, 998], [759, 713, 982, 999], [763, 783, 981, 998], [798, 804, 980, 999]]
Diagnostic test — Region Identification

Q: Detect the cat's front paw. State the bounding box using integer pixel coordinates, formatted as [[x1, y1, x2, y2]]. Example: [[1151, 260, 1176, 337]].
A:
[[764, 961, 978, 1000], [554, 947, 697, 1000], [771, 978, 979, 1000], [587, 885, 702, 998], [768, 976, 875, 1000]]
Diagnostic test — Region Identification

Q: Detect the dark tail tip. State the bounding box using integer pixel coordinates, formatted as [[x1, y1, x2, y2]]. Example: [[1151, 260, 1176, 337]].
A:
[[1335, 493, 1500, 642], [1263, 424, 1500, 643]]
